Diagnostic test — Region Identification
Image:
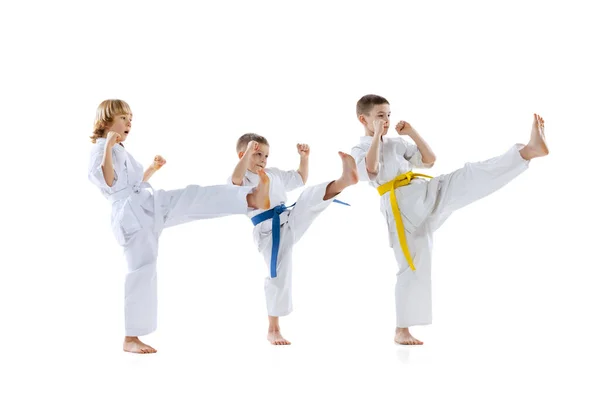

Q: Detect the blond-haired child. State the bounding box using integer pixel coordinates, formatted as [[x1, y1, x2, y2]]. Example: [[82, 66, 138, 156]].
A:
[[88, 100, 270, 353]]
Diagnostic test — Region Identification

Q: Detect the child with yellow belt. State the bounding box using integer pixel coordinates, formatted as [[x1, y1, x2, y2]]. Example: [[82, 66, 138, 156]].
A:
[[351, 94, 549, 345]]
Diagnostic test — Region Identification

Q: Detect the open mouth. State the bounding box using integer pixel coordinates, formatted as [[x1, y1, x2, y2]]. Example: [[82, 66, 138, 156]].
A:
[[124, 130, 130, 134]]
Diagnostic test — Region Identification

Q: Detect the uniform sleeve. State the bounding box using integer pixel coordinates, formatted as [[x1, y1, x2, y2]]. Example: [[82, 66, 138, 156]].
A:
[[226, 175, 243, 186], [88, 149, 117, 190], [269, 167, 304, 192], [351, 142, 377, 181], [401, 138, 432, 169]]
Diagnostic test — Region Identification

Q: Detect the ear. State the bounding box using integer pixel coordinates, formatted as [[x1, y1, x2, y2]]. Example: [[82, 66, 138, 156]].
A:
[[238, 151, 245, 159], [358, 114, 368, 126], [102, 118, 113, 129]]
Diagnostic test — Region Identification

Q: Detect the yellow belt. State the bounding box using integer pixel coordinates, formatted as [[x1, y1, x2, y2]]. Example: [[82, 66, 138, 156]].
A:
[[377, 172, 433, 271]]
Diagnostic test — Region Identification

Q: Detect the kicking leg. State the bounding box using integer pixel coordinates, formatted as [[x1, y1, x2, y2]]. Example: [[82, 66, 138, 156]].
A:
[[428, 116, 548, 221]]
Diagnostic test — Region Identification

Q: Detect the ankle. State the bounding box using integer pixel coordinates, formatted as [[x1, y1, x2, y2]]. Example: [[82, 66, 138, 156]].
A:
[[246, 193, 257, 208], [323, 181, 342, 201], [519, 145, 533, 161]]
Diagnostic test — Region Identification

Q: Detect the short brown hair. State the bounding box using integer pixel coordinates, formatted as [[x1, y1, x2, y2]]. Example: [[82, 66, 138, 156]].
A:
[[356, 94, 389, 117], [90, 99, 132, 143], [236, 133, 270, 153]]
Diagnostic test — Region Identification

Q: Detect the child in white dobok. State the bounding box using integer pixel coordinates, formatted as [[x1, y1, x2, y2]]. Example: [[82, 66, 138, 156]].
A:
[[351, 94, 549, 345], [229, 133, 358, 345], [88, 100, 270, 354]]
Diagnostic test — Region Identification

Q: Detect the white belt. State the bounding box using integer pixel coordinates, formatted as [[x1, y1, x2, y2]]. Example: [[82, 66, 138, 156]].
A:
[[108, 182, 163, 233]]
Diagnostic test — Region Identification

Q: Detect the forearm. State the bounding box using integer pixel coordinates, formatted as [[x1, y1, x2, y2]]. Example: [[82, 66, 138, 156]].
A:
[[143, 166, 157, 182], [232, 155, 250, 185], [409, 132, 436, 165], [297, 156, 309, 184], [101, 145, 115, 186], [365, 134, 381, 174]]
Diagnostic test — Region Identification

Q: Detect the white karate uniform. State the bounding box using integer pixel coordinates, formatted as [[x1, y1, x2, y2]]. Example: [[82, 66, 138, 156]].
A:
[[351, 136, 529, 327], [230, 168, 337, 317], [88, 138, 253, 336]]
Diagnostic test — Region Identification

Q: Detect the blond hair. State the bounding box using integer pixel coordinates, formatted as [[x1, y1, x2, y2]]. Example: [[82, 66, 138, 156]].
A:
[[90, 99, 132, 143]]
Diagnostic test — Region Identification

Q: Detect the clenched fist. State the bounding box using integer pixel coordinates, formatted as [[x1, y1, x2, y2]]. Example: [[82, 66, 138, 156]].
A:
[[152, 155, 167, 170], [106, 131, 122, 147], [297, 143, 310, 157], [373, 120, 387, 136]]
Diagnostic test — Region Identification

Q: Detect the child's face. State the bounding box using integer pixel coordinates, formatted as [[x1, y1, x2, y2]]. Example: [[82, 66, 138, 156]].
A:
[[105, 113, 133, 142], [360, 104, 391, 136], [241, 143, 270, 173]]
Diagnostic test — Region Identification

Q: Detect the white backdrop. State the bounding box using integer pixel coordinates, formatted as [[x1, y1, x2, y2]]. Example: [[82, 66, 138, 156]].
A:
[[1, 0, 599, 399]]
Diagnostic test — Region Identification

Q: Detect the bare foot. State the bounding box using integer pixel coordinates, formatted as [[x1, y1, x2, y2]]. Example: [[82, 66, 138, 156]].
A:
[[123, 336, 157, 354], [247, 169, 271, 209], [267, 330, 291, 345], [323, 152, 359, 200], [394, 328, 423, 345], [520, 113, 549, 160], [339, 151, 359, 186]]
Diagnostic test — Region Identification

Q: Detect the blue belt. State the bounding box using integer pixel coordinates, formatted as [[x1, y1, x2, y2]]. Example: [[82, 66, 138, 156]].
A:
[[251, 199, 350, 278]]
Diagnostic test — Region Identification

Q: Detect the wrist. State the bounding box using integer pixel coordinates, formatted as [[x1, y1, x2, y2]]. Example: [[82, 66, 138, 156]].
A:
[[241, 153, 253, 165]]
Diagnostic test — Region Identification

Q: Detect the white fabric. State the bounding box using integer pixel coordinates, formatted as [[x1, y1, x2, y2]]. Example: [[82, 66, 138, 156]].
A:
[[89, 139, 253, 336], [352, 137, 529, 327], [352, 136, 436, 238], [232, 169, 334, 316], [228, 167, 304, 238]]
